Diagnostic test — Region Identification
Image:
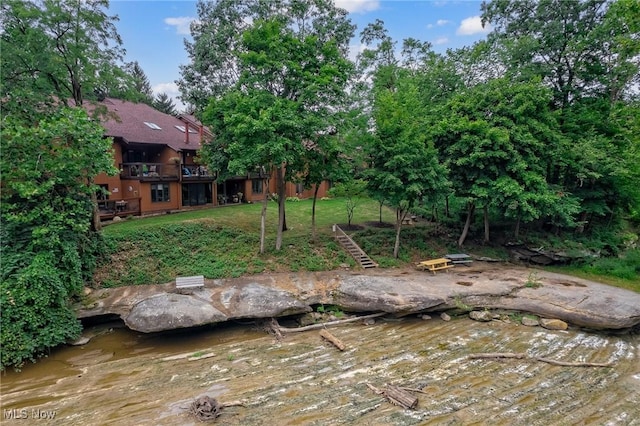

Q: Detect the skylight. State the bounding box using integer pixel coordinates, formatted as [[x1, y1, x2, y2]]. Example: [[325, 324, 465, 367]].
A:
[[144, 122, 162, 130], [175, 125, 197, 134]]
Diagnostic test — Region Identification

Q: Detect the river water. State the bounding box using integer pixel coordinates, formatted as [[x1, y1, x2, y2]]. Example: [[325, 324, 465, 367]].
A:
[[2, 316, 639, 425]]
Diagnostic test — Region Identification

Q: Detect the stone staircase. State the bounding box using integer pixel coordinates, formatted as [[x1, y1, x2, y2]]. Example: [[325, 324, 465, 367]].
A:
[[333, 224, 377, 269]]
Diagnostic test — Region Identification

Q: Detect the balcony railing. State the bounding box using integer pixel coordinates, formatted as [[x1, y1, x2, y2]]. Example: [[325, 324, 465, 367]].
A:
[[181, 164, 213, 180], [120, 163, 180, 180]]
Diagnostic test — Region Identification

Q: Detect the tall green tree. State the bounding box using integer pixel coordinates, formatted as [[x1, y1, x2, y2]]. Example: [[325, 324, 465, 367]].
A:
[[435, 77, 565, 246], [124, 61, 154, 104], [0, 0, 124, 368], [153, 92, 177, 115], [1, 108, 117, 370], [1, 0, 127, 106], [481, 0, 640, 231], [192, 1, 354, 251]]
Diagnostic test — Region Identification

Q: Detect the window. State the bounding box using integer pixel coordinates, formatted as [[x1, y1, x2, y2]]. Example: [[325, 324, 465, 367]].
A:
[[151, 183, 170, 202], [182, 183, 212, 206], [252, 179, 263, 194], [144, 122, 162, 130]]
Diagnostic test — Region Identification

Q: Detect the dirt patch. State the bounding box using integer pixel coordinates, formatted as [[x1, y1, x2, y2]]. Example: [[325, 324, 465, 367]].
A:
[[364, 221, 395, 229]]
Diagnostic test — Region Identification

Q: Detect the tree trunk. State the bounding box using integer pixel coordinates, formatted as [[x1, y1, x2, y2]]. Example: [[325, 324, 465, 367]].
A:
[[379, 201, 383, 223], [311, 184, 319, 243], [514, 214, 521, 239], [89, 177, 101, 232], [483, 204, 490, 244], [458, 202, 475, 247], [394, 209, 404, 258], [259, 177, 269, 254], [445, 195, 450, 218], [276, 165, 286, 250]]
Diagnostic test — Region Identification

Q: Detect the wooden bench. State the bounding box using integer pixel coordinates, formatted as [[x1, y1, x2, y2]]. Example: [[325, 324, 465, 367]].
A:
[[416, 258, 453, 274], [176, 275, 205, 290], [445, 253, 473, 265]]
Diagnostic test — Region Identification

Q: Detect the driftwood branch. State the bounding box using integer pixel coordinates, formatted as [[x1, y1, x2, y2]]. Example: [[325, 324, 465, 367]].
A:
[[319, 329, 346, 351], [366, 383, 418, 409], [469, 352, 613, 367], [188, 396, 245, 422], [275, 312, 386, 333], [535, 357, 613, 367], [468, 353, 527, 360]]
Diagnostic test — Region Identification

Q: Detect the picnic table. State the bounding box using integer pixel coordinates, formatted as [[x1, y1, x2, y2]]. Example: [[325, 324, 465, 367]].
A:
[[416, 258, 453, 274]]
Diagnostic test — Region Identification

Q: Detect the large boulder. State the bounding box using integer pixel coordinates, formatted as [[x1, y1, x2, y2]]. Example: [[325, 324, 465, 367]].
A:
[[125, 293, 227, 333], [220, 283, 312, 319], [335, 275, 445, 314]]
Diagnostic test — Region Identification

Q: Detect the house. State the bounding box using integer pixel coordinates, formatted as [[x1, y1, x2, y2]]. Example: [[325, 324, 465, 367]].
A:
[[91, 98, 330, 220]]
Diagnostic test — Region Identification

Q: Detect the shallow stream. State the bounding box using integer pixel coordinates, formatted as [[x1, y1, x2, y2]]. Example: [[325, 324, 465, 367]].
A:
[[2, 316, 639, 425]]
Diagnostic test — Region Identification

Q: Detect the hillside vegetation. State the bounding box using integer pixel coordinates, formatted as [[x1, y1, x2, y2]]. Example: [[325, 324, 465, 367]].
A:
[[96, 198, 639, 292]]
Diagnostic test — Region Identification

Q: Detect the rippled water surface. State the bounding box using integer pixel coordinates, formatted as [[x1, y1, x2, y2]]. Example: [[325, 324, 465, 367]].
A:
[[2, 316, 639, 425]]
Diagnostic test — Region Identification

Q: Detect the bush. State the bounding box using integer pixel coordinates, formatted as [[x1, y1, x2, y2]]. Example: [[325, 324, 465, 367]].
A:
[[1, 252, 82, 370], [582, 249, 640, 281]]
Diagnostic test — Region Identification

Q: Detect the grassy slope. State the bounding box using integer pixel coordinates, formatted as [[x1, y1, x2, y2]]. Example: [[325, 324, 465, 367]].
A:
[[96, 198, 639, 292]]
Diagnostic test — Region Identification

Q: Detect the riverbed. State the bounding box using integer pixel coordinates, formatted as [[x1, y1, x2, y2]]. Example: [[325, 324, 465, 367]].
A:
[[1, 316, 639, 425]]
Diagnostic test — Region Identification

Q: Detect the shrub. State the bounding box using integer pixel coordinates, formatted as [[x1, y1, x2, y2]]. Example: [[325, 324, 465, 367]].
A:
[[1, 252, 82, 370]]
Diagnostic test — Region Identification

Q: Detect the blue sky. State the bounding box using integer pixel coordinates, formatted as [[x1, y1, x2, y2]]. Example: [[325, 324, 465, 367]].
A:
[[110, 0, 491, 110]]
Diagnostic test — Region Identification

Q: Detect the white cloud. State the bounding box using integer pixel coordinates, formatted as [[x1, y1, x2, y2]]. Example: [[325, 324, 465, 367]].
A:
[[152, 82, 185, 111], [164, 16, 195, 35], [432, 37, 449, 45], [335, 0, 380, 14], [456, 16, 491, 35], [428, 19, 451, 30]]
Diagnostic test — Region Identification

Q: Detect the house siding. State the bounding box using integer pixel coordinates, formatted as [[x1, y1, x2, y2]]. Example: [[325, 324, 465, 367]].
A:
[[91, 99, 331, 220]]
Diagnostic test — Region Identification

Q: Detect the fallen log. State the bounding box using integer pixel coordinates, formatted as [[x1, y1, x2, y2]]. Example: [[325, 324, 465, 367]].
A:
[[469, 352, 613, 367], [319, 329, 346, 351], [366, 383, 418, 409], [276, 312, 387, 333]]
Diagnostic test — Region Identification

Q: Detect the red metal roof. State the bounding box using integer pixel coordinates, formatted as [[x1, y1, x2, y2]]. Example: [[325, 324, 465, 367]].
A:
[[87, 98, 205, 152]]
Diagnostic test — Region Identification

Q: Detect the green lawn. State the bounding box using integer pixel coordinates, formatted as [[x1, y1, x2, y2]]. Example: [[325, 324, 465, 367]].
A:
[[96, 197, 639, 292], [96, 198, 403, 287]]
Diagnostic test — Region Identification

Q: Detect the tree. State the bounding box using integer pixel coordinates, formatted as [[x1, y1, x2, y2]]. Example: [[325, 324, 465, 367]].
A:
[[0, 0, 124, 369], [153, 92, 177, 115], [1, 0, 131, 232], [366, 72, 447, 258], [1, 0, 126, 106], [125, 61, 154, 104], [1, 108, 117, 369], [435, 77, 563, 246], [328, 179, 368, 228], [481, 0, 640, 231], [180, 0, 355, 113], [193, 1, 354, 251]]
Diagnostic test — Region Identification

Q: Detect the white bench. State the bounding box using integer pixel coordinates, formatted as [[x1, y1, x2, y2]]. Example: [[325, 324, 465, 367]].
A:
[[176, 275, 205, 290]]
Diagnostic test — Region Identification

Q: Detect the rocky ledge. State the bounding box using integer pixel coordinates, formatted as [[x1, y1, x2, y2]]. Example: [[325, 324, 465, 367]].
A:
[[78, 263, 640, 333]]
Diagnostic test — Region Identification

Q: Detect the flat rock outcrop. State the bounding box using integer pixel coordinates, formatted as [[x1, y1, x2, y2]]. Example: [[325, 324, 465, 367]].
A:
[[79, 264, 640, 332]]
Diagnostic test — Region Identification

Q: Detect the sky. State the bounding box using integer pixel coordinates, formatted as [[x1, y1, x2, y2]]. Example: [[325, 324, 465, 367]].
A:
[[109, 0, 492, 110]]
